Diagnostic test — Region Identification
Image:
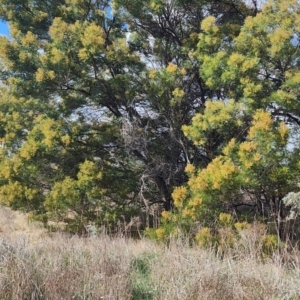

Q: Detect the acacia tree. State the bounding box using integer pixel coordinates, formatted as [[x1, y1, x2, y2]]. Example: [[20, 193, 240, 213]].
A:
[[0, 0, 144, 231], [0, 0, 258, 232], [112, 0, 256, 211], [162, 0, 300, 238]]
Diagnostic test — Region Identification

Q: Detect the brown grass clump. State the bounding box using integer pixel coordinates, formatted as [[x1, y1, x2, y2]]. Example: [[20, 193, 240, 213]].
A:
[[1, 206, 300, 299], [0, 206, 45, 242], [0, 235, 135, 299]]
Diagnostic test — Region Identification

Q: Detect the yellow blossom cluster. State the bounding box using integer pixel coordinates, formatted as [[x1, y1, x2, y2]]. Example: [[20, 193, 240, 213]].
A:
[[182, 207, 196, 220], [166, 62, 178, 73], [278, 122, 289, 142], [149, 69, 157, 79], [234, 222, 250, 231], [79, 23, 105, 60], [248, 110, 272, 139], [185, 163, 195, 175], [35, 68, 55, 82], [219, 213, 233, 226], [183, 99, 243, 145], [195, 227, 213, 247], [170, 88, 185, 106], [190, 156, 238, 191], [201, 16, 218, 34], [161, 210, 171, 220], [172, 186, 188, 208], [21, 31, 37, 46]]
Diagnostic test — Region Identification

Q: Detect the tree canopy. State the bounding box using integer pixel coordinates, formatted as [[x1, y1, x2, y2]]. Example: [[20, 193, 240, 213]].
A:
[[0, 0, 299, 238]]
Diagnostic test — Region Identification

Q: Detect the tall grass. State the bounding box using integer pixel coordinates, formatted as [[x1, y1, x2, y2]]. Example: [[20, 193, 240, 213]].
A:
[[1, 207, 300, 299]]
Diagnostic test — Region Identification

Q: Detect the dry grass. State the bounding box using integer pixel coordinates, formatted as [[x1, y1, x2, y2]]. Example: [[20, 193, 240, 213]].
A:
[[0, 206, 300, 299]]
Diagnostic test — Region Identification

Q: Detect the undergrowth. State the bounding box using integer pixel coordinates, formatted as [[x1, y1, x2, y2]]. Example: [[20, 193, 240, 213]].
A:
[[1, 207, 300, 299]]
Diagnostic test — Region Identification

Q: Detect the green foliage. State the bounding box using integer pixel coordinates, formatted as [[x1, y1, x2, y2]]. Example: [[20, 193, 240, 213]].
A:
[[156, 0, 300, 243], [130, 254, 157, 300], [0, 0, 255, 231], [262, 234, 279, 257], [193, 213, 281, 257], [0, 0, 142, 231], [1, 0, 300, 240]]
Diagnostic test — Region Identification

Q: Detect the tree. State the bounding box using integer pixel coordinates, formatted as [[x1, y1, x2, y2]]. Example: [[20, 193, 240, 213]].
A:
[[163, 0, 300, 239], [0, 0, 260, 233], [0, 0, 143, 231], [112, 0, 255, 211]]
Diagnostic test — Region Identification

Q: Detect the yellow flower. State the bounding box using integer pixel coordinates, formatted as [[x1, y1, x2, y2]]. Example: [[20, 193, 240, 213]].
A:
[[253, 153, 261, 162], [278, 122, 289, 141], [35, 68, 45, 82], [234, 222, 249, 231], [21, 31, 37, 46], [51, 48, 66, 64], [35, 68, 55, 82], [61, 135, 71, 146], [244, 160, 254, 168], [183, 207, 196, 220], [172, 88, 185, 98], [239, 141, 257, 152], [161, 210, 171, 220], [180, 68, 186, 76], [155, 228, 165, 240], [195, 227, 213, 248], [189, 196, 202, 208], [201, 16, 217, 32], [185, 163, 195, 175], [166, 62, 178, 73], [172, 186, 188, 208], [81, 22, 105, 50], [219, 213, 232, 226], [249, 110, 272, 139], [149, 69, 157, 79], [223, 138, 236, 156]]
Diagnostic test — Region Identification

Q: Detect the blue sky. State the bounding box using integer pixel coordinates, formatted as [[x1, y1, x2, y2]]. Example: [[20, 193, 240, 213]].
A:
[[0, 20, 9, 36]]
